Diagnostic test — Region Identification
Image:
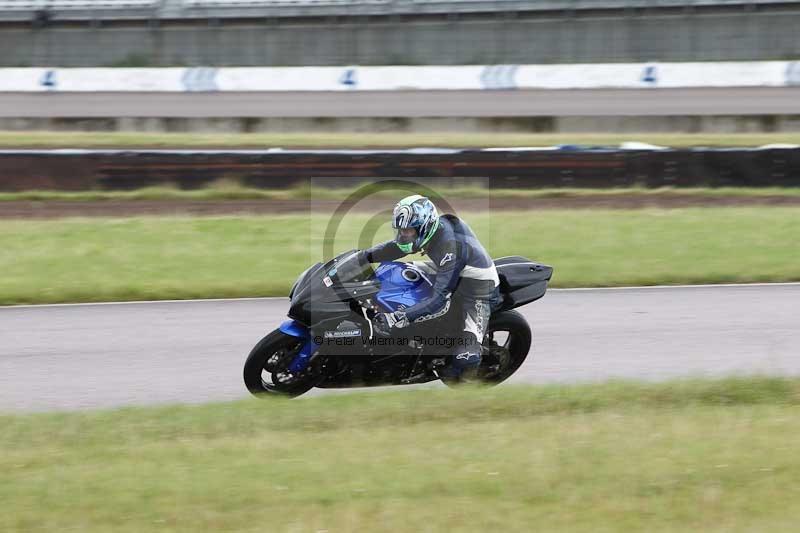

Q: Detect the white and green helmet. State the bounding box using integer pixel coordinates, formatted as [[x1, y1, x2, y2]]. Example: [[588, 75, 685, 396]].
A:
[[392, 195, 440, 253]]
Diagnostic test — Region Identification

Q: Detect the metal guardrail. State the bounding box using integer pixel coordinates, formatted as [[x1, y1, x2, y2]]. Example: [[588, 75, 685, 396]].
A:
[[0, 0, 161, 22], [2, 0, 800, 22], [183, 0, 390, 6], [0, 0, 156, 8]]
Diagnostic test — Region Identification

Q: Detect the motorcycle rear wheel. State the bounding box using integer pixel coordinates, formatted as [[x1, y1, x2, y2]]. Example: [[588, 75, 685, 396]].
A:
[[441, 309, 532, 387], [243, 330, 316, 398]]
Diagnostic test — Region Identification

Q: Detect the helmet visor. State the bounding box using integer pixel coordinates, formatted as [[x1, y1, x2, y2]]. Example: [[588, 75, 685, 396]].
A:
[[396, 227, 418, 245]]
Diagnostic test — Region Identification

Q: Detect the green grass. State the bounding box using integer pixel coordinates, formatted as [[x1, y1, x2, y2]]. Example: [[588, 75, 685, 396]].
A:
[[2, 377, 800, 532], [1, 184, 800, 202], [0, 184, 305, 202], [2, 130, 800, 148], [0, 208, 798, 305]]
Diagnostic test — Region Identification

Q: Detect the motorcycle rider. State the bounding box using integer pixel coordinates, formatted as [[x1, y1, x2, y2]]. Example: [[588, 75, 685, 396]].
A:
[[361, 195, 500, 380]]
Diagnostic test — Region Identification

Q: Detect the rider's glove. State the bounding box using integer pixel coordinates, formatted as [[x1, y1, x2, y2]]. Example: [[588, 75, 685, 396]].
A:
[[373, 310, 409, 336], [358, 249, 372, 264]]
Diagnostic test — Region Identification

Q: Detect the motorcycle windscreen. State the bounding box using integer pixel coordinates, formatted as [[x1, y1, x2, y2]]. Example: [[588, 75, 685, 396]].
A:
[[325, 250, 375, 284]]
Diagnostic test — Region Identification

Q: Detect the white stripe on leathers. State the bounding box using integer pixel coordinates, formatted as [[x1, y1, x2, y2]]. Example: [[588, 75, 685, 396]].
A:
[[461, 264, 500, 286], [411, 261, 500, 286]]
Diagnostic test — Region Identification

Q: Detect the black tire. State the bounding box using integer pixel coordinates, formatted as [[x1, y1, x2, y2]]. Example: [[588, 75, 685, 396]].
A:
[[442, 309, 532, 387], [482, 309, 532, 384], [243, 329, 316, 398]]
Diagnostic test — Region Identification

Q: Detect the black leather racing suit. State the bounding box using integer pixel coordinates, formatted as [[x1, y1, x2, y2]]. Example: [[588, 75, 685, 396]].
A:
[[364, 214, 500, 373]]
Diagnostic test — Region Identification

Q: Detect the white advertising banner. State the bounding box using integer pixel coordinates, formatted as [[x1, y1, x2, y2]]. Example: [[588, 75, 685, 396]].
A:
[[0, 62, 793, 92]]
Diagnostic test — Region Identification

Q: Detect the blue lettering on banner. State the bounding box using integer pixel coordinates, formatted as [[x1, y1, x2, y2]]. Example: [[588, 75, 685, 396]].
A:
[[181, 67, 218, 92], [786, 62, 800, 86], [480, 65, 518, 90], [641, 65, 658, 84], [40, 69, 57, 89], [339, 68, 357, 88]]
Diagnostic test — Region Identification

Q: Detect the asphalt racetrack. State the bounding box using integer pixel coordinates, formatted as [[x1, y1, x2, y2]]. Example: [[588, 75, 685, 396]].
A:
[[2, 88, 800, 117], [1, 283, 798, 412]]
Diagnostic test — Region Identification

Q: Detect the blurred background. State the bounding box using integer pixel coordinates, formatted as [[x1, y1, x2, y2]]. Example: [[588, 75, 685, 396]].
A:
[[3, 0, 800, 66], [1, 3, 800, 531], [0, 0, 799, 134]]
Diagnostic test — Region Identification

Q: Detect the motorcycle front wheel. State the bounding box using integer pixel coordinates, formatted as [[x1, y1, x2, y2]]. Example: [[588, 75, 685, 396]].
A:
[[243, 329, 316, 398]]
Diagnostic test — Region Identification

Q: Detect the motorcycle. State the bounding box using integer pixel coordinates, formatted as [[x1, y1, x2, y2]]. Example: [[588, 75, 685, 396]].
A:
[[244, 250, 553, 397]]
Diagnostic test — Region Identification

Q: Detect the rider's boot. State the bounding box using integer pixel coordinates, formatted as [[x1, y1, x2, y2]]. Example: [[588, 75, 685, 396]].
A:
[[439, 351, 481, 384]]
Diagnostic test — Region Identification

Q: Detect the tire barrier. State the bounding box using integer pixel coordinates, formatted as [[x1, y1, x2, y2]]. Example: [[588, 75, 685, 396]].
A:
[[1, 147, 799, 191]]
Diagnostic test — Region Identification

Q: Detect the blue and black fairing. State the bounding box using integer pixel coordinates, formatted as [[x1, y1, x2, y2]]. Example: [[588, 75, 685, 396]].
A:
[[373, 262, 433, 313], [286, 259, 351, 328], [280, 252, 433, 374], [289, 262, 320, 300], [278, 319, 319, 374]]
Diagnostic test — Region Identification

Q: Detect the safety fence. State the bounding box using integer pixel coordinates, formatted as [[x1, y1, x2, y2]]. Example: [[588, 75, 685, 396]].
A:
[[5, 3, 800, 67], [2, 62, 800, 92], [1, 146, 799, 191]]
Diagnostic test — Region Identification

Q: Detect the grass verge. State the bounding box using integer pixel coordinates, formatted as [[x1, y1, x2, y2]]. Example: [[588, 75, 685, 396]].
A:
[[1, 130, 800, 149], [1, 184, 800, 202], [2, 377, 800, 532], [1, 208, 799, 305]]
